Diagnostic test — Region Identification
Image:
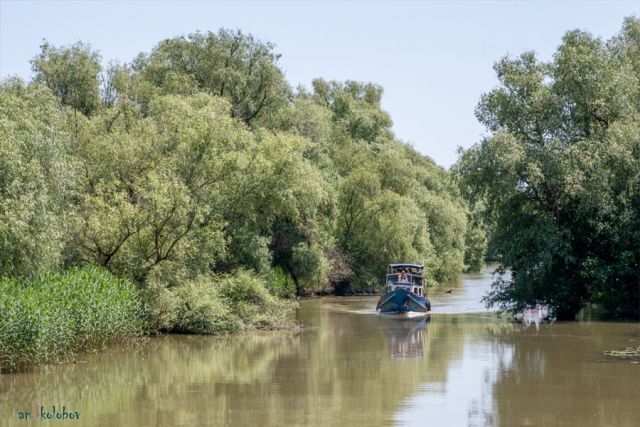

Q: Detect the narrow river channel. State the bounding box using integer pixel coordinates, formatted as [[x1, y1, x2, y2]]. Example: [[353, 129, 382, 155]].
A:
[[2, 265, 639, 427]]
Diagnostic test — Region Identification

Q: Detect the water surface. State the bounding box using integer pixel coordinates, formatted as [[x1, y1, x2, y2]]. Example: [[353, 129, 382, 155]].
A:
[[2, 265, 639, 427]]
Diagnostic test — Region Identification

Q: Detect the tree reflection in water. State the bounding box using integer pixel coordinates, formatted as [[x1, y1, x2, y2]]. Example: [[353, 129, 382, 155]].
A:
[[2, 296, 640, 427]]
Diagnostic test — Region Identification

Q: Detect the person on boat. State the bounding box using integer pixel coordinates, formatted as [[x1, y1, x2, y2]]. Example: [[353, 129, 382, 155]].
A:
[[398, 270, 408, 282]]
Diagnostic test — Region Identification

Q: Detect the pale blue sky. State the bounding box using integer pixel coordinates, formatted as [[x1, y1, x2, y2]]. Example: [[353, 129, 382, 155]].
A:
[[1, 1, 639, 167]]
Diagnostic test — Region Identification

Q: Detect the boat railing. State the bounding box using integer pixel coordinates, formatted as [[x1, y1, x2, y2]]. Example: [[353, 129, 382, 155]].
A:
[[383, 281, 426, 297], [386, 273, 424, 287]]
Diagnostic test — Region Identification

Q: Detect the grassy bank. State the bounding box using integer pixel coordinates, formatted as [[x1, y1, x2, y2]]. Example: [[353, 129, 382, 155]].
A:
[[0, 267, 143, 373]]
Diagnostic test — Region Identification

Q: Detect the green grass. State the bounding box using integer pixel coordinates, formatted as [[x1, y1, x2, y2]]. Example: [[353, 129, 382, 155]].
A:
[[0, 266, 143, 373]]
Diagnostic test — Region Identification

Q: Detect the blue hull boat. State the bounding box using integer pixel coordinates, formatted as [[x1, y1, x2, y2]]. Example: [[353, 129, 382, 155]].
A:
[[376, 263, 431, 313], [376, 289, 431, 313], [376, 288, 430, 313]]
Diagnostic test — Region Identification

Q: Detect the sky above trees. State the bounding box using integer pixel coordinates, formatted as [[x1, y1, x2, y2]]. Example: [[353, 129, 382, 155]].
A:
[[1, 1, 639, 167]]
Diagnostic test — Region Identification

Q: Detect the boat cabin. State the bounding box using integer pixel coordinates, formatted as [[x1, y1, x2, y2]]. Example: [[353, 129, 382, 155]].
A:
[[384, 263, 425, 297]]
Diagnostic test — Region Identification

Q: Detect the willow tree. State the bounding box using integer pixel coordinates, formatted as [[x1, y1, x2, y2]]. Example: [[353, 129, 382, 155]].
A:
[[25, 34, 484, 297], [0, 79, 75, 277], [456, 17, 640, 320], [303, 79, 480, 288], [131, 29, 291, 125], [31, 41, 102, 117]]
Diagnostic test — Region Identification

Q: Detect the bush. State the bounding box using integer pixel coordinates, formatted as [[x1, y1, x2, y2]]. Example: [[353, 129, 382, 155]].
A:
[[0, 267, 143, 373], [172, 270, 298, 334]]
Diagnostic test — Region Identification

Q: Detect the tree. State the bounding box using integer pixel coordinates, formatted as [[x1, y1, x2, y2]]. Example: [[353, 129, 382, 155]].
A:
[[0, 79, 75, 277], [456, 18, 640, 320], [311, 79, 393, 143], [298, 79, 480, 289], [67, 91, 333, 294], [31, 40, 102, 117], [132, 29, 291, 125], [13, 29, 484, 300]]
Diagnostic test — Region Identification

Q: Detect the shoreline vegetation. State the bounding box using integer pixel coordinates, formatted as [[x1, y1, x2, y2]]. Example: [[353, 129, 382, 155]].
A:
[[0, 267, 299, 373], [0, 267, 141, 373], [3, 17, 640, 372], [1, 28, 483, 373]]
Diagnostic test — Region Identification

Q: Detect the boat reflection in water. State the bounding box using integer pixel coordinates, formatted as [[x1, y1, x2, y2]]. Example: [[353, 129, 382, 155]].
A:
[[379, 315, 430, 359]]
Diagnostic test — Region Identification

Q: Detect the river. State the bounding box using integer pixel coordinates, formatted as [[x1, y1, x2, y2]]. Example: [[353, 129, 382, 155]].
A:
[[1, 265, 639, 426]]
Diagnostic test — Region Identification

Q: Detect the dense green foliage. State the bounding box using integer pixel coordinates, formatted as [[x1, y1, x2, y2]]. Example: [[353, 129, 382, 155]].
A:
[[171, 270, 297, 334], [456, 17, 640, 320], [1, 28, 482, 359], [130, 29, 290, 124], [5, 29, 481, 289], [31, 41, 103, 116], [0, 79, 75, 277], [0, 267, 142, 373]]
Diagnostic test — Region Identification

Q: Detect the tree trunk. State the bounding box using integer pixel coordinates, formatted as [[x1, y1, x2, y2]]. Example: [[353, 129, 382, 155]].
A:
[[636, 252, 640, 322], [292, 275, 302, 297]]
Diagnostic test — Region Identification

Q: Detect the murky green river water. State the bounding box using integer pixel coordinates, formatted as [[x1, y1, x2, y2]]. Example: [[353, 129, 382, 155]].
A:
[[2, 265, 639, 427]]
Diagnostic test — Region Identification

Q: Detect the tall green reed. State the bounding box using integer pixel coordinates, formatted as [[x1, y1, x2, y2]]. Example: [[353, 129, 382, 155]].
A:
[[0, 266, 143, 373]]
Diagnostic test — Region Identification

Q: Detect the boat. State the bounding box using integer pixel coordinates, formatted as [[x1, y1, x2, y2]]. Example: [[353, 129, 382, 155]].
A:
[[376, 263, 431, 313]]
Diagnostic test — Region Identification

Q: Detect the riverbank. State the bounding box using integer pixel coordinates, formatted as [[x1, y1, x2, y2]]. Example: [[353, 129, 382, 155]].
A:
[[0, 268, 299, 373], [160, 270, 299, 335]]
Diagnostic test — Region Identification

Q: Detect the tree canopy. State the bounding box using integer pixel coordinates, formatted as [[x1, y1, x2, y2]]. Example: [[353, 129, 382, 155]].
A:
[[456, 17, 640, 320], [0, 79, 75, 277], [31, 40, 103, 117], [1, 29, 484, 327], [131, 29, 291, 125]]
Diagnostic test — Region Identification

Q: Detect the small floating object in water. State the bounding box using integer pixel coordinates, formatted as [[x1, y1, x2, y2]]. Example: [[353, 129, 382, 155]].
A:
[[445, 289, 452, 294]]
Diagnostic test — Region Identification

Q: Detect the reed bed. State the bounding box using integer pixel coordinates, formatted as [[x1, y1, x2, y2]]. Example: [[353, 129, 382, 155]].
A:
[[0, 267, 143, 373]]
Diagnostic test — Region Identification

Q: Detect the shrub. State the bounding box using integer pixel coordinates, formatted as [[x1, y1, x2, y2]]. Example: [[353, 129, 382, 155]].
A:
[[172, 270, 297, 334]]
